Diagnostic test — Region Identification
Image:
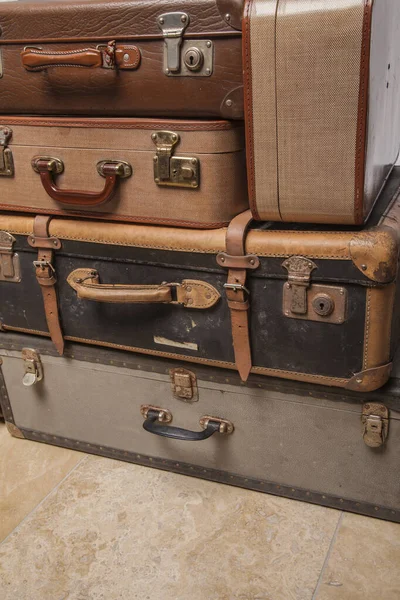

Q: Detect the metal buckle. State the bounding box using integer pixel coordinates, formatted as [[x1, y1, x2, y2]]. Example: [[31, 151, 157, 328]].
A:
[[223, 283, 250, 296], [33, 260, 55, 274]]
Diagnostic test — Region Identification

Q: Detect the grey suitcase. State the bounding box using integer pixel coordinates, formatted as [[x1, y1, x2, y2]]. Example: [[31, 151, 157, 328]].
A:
[[1, 332, 399, 522]]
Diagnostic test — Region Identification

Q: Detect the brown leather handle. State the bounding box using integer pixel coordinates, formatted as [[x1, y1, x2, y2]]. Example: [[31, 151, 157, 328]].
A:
[[67, 269, 221, 309], [32, 157, 132, 207], [21, 43, 141, 72]]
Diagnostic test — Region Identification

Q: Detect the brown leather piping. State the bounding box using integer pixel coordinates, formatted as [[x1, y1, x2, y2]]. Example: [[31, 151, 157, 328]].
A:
[[243, 0, 260, 220], [218, 209, 257, 381], [354, 0, 372, 225], [27, 216, 64, 355], [0, 116, 238, 132]]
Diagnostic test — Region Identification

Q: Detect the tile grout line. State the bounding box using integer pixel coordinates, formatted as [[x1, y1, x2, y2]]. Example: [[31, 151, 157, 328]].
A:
[[0, 452, 90, 548], [311, 511, 344, 600]]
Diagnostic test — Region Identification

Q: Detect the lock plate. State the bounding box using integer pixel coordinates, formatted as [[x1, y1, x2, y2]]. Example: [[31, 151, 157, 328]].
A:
[[170, 368, 198, 402], [0, 126, 14, 177], [283, 283, 347, 324], [165, 40, 214, 77], [0, 231, 21, 283], [362, 403, 389, 448], [22, 348, 43, 387], [152, 131, 199, 188]]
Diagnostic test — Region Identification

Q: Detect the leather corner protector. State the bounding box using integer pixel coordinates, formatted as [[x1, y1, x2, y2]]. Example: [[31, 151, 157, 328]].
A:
[[178, 280, 220, 309], [220, 86, 244, 119], [216, 0, 243, 30], [28, 234, 61, 250], [216, 252, 259, 269], [6, 421, 25, 439], [350, 229, 399, 283], [345, 363, 393, 393], [67, 268, 99, 291]]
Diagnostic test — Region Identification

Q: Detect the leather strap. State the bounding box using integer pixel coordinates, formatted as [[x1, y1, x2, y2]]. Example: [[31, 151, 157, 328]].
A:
[[217, 209, 257, 381], [21, 41, 141, 72], [28, 216, 64, 355]]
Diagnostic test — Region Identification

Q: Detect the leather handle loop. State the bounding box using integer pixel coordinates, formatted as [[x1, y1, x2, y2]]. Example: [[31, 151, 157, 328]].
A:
[[32, 158, 132, 207], [143, 410, 221, 441], [21, 48, 103, 71], [67, 269, 221, 309]]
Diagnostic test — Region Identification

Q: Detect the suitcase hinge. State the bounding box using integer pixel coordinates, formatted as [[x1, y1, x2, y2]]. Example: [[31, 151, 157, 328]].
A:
[[152, 131, 199, 188], [0, 127, 14, 177], [282, 256, 347, 324], [362, 403, 389, 448], [0, 231, 21, 283], [22, 348, 43, 387], [170, 368, 198, 402]]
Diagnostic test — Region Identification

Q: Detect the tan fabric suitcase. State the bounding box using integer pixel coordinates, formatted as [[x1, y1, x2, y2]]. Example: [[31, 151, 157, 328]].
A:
[[0, 117, 248, 228], [244, 0, 400, 225]]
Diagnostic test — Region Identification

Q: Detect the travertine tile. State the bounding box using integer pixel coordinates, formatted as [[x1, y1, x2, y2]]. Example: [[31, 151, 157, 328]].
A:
[[315, 512, 400, 600], [0, 455, 340, 600], [0, 423, 85, 542]]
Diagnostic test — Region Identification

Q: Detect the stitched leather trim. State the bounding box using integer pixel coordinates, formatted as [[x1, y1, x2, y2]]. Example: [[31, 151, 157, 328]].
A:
[[354, 0, 372, 224]]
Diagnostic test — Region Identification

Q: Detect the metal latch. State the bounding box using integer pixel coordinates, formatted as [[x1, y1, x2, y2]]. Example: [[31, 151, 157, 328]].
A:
[[0, 126, 14, 177], [282, 256, 347, 324], [158, 12, 189, 73], [152, 131, 199, 188], [0, 231, 21, 283], [170, 367, 198, 402], [362, 403, 389, 448], [22, 348, 43, 387]]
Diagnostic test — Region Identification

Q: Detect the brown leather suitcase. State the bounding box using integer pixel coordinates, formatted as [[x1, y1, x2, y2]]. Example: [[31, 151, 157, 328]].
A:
[[0, 116, 248, 228], [244, 0, 400, 225], [1, 167, 400, 393], [0, 0, 244, 119]]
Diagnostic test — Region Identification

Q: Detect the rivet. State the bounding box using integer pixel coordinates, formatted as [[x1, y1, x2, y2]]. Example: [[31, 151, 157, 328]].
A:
[[171, 134, 177, 141], [225, 99, 233, 107], [206, 41, 212, 48], [123, 53, 130, 62], [165, 68, 170, 75], [31, 237, 35, 243], [339, 288, 344, 295], [220, 257, 225, 262], [53, 240, 58, 246], [153, 156, 158, 163], [361, 264, 367, 271], [159, 17, 164, 24], [356, 378, 363, 384], [250, 259, 255, 265], [155, 178, 160, 183], [191, 181, 197, 187], [151, 133, 157, 140], [285, 311, 289, 316], [205, 293, 211, 299], [205, 68, 211, 75], [225, 13, 231, 21], [181, 15, 187, 23], [191, 158, 197, 165], [186, 286, 192, 292]]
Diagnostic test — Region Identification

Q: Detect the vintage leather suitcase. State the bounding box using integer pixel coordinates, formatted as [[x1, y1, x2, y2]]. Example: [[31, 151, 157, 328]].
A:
[[1, 332, 399, 523], [244, 0, 400, 225], [1, 168, 400, 392], [0, 0, 244, 119], [0, 117, 248, 228]]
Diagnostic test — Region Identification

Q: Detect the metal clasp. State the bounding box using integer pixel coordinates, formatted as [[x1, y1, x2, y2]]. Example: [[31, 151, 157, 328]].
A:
[[170, 368, 198, 402], [0, 126, 14, 177], [33, 259, 55, 274], [282, 256, 316, 315], [0, 231, 21, 283], [223, 283, 250, 296], [362, 403, 389, 448], [157, 12, 189, 73], [22, 348, 43, 387], [152, 131, 199, 188]]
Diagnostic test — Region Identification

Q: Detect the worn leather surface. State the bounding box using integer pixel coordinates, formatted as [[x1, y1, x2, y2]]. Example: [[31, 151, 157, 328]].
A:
[[0, 0, 244, 118]]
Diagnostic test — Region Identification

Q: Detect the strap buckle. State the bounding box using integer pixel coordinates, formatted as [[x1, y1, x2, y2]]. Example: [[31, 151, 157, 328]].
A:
[[33, 259, 55, 274], [223, 283, 250, 297]]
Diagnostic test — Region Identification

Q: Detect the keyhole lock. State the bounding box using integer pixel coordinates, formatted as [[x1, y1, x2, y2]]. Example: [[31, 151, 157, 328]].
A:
[[183, 47, 204, 71], [312, 294, 335, 317]]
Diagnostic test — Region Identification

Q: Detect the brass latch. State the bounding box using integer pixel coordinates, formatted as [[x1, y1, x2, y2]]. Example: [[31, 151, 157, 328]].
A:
[[0, 126, 14, 177], [0, 231, 21, 283], [362, 403, 389, 448], [282, 256, 347, 324], [22, 348, 43, 387], [170, 368, 198, 402], [152, 131, 199, 188]]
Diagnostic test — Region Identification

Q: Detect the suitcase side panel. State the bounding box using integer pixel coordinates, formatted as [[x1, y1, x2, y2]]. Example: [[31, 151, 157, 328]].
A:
[[1, 347, 399, 520]]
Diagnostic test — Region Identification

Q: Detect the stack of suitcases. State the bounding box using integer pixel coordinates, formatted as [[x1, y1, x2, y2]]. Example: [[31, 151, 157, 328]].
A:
[[0, 0, 400, 522]]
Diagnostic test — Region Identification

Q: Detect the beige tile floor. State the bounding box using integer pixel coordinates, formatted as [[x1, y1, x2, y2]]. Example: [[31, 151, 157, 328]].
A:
[[0, 422, 399, 600]]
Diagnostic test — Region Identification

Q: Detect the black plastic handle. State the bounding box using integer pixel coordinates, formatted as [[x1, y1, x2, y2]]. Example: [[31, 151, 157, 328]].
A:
[[143, 409, 221, 441]]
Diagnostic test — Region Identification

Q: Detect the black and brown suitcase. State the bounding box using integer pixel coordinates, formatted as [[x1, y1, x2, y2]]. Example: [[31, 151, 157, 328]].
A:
[[0, 0, 244, 119], [1, 331, 399, 523], [0, 117, 248, 228], [243, 0, 400, 224], [1, 168, 400, 392]]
